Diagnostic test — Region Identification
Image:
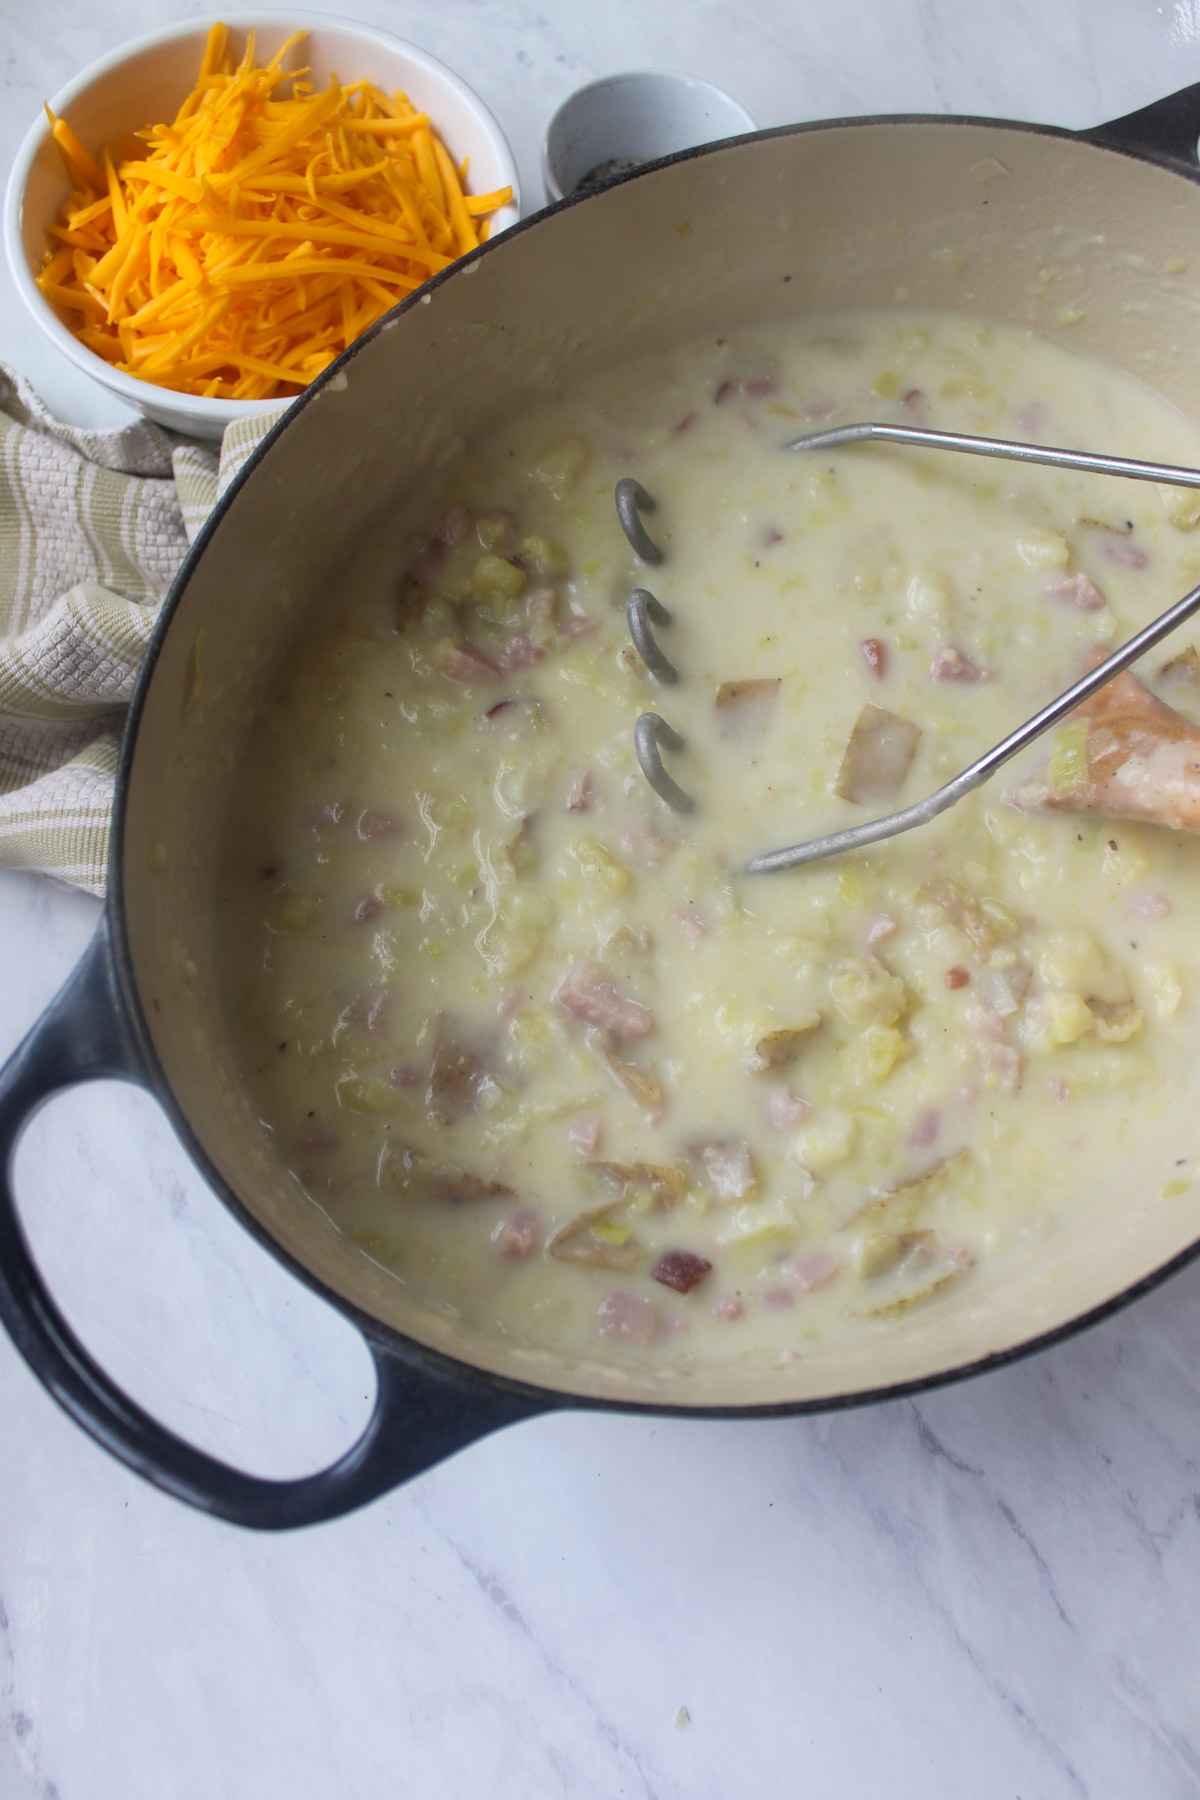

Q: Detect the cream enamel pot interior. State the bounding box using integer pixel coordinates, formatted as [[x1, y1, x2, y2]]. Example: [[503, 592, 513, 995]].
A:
[[4, 88, 1200, 1529]]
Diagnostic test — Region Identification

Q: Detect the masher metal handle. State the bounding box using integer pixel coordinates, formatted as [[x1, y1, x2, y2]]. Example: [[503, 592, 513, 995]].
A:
[[746, 577, 1200, 872], [749, 420, 1200, 873], [782, 421, 1200, 489]]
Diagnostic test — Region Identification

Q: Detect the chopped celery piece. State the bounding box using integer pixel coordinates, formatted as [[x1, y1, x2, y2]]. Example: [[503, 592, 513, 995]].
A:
[[1049, 719, 1090, 799], [837, 869, 863, 907], [591, 1220, 631, 1246]]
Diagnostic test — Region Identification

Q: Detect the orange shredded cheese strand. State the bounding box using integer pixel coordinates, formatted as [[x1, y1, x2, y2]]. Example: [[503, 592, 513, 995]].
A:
[[37, 24, 513, 399], [45, 108, 105, 190]]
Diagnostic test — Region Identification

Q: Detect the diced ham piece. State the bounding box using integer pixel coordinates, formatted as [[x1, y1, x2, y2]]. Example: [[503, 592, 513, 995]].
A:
[[945, 966, 970, 989], [690, 1139, 757, 1201], [931, 644, 990, 683], [354, 894, 383, 925], [566, 770, 595, 812], [598, 1291, 658, 1343], [1045, 571, 1106, 612], [619, 824, 671, 870], [1049, 1076, 1070, 1104], [861, 637, 887, 678], [492, 1209, 542, 1259], [711, 1296, 744, 1321], [391, 1064, 424, 1088], [909, 1108, 942, 1149], [1131, 888, 1171, 919], [900, 387, 927, 423], [559, 612, 599, 637], [438, 639, 501, 685], [763, 1085, 811, 1131], [1102, 538, 1149, 570], [762, 1286, 796, 1311], [672, 904, 710, 938], [496, 630, 546, 671], [866, 913, 897, 947], [554, 961, 654, 1038], [525, 586, 558, 622], [568, 1112, 604, 1156], [978, 1039, 1022, 1091], [803, 397, 838, 421], [983, 962, 1032, 1017], [785, 1248, 839, 1293], [652, 1250, 713, 1294], [966, 1002, 1006, 1039], [763, 527, 784, 548], [675, 411, 698, 434]]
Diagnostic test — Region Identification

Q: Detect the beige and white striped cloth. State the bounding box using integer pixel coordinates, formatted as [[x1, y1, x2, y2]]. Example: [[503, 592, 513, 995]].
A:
[[0, 365, 281, 894]]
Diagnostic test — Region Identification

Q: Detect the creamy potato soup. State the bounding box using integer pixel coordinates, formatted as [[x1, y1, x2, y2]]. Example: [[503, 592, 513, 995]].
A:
[[218, 311, 1200, 1372]]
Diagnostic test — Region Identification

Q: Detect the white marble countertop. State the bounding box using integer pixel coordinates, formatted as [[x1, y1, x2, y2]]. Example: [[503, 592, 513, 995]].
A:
[[5, 2, 1200, 1795]]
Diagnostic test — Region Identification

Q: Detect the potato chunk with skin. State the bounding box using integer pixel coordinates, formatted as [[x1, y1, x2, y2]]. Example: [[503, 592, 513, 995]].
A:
[[835, 705, 921, 804], [749, 1016, 821, 1072], [1089, 999, 1144, 1044]]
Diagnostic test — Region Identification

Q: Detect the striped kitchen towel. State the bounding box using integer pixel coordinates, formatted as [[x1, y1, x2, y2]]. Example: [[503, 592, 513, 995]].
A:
[[0, 365, 281, 894]]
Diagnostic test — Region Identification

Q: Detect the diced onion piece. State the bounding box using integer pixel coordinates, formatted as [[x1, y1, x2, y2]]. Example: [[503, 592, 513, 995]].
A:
[[689, 1139, 757, 1202]]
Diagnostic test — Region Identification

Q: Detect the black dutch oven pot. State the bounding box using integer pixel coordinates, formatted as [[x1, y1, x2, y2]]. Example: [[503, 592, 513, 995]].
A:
[[5, 88, 1200, 1529]]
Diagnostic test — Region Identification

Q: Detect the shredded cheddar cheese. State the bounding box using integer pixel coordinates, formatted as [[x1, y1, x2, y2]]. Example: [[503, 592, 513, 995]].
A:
[[38, 23, 513, 400]]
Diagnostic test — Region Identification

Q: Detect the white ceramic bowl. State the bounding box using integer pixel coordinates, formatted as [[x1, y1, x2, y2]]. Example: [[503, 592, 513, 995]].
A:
[[3, 13, 520, 440], [541, 70, 756, 205]]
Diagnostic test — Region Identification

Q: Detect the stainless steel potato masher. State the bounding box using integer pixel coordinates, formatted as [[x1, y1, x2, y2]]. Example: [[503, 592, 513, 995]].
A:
[[615, 426, 1200, 872]]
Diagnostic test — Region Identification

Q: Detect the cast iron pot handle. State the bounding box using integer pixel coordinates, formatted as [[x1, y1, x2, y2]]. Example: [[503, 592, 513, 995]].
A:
[[1088, 80, 1200, 169], [0, 917, 548, 1529]]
